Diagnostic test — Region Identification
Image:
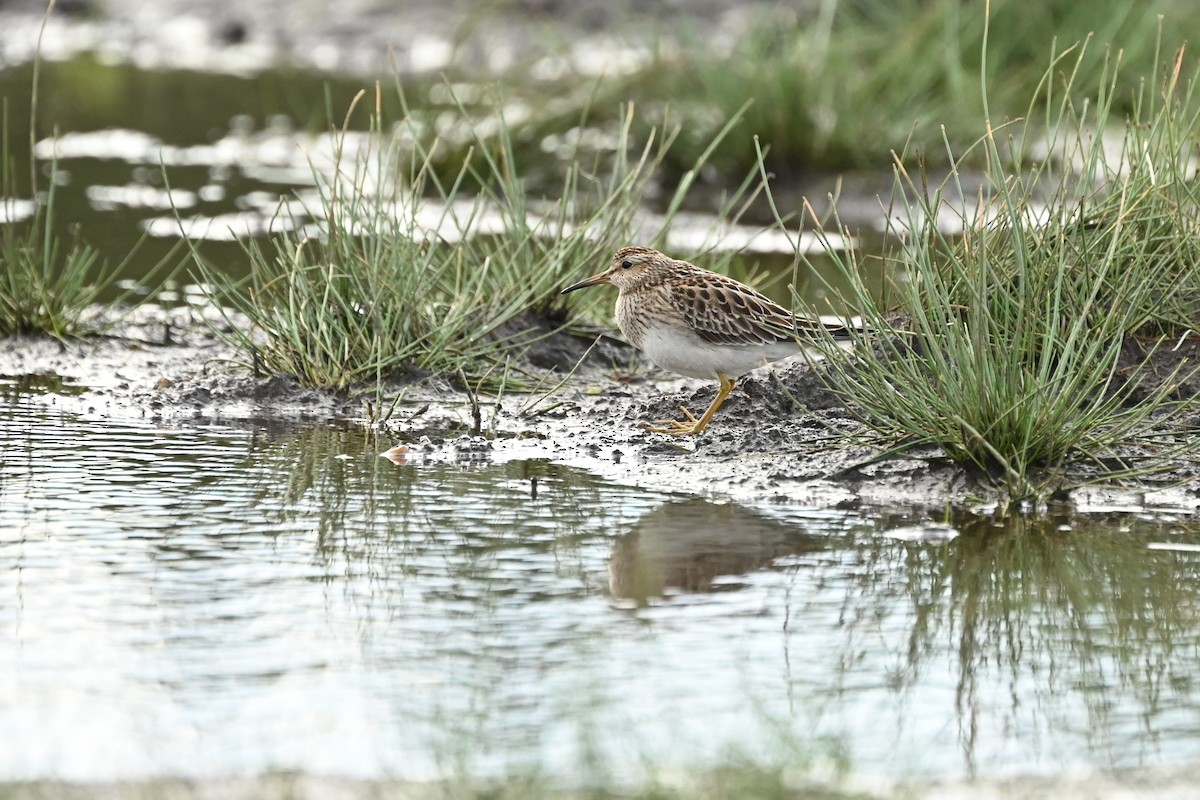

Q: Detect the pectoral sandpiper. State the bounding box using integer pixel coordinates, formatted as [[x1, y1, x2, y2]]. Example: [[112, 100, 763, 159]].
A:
[[560, 246, 854, 436]]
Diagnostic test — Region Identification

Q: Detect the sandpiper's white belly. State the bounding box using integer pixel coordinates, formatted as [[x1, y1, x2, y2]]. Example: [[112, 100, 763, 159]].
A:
[[637, 324, 800, 380]]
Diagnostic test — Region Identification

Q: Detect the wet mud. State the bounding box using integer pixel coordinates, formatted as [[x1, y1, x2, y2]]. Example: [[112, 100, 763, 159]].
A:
[[5, 306, 1199, 517]]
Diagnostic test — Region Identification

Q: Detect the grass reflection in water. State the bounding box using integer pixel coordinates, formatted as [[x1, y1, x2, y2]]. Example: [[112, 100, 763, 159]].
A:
[[5, 400, 1200, 786]]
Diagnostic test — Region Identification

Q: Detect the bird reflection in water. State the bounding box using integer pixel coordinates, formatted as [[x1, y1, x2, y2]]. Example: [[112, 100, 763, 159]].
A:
[[608, 498, 828, 604]]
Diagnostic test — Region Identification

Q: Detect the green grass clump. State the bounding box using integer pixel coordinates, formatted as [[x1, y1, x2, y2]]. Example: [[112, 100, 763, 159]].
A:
[[0, 47, 114, 340], [198, 86, 754, 390], [0, 141, 172, 338], [0, 181, 105, 338], [1061, 48, 1200, 334], [0, 9, 171, 340], [0, 124, 175, 338], [621, 0, 1198, 178], [784, 39, 1200, 501], [0, 8, 102, 338]]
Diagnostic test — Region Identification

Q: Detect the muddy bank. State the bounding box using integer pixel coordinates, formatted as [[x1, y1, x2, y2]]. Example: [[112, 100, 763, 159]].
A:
[[0, 0, 778, 78], [5, 306, 1200, 517], [9, 763, 1200, 800]]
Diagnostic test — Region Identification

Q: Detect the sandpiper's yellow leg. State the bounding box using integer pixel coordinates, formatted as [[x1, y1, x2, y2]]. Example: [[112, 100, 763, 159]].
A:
[[646, 372, 736, 436]]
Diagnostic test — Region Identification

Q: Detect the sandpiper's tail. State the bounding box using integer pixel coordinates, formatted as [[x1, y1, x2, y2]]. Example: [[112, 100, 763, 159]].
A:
[[792, 314, 864, 341]]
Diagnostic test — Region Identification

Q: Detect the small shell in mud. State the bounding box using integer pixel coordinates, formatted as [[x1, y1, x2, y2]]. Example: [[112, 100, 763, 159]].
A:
[[380, 444, 410, 465]]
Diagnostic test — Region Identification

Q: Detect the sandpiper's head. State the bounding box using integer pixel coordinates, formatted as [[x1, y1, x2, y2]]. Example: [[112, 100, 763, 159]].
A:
[[560, 246, 670, 295]]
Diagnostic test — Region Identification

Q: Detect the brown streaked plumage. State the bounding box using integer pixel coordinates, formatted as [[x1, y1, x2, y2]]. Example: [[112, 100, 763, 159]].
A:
[[561, 246, 854, 436]]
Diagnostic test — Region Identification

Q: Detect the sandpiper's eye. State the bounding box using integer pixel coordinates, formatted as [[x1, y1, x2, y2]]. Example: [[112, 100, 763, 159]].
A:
[[621, 260, 633, 270]]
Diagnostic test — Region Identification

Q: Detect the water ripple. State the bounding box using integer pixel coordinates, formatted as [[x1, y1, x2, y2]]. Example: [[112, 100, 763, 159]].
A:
[[4, 394, 1200, 784]]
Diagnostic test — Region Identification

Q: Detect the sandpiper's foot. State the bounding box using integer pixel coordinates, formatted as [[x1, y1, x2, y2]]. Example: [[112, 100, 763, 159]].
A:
[[642, 405, 708, 436]]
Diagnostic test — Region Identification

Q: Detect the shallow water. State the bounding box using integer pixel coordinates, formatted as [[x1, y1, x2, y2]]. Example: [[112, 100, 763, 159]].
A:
[[4, 383, 1200, 786], [0, 56, 880, 316]]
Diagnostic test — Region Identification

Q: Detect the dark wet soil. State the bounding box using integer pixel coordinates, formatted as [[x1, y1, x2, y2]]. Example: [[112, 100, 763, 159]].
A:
[[1118, 332, 1200, 404], [5, 306, 1199, 515]]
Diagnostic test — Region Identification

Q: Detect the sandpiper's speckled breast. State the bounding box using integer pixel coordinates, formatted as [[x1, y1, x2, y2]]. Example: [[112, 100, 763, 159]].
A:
[[613, 291, 647, 349]]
